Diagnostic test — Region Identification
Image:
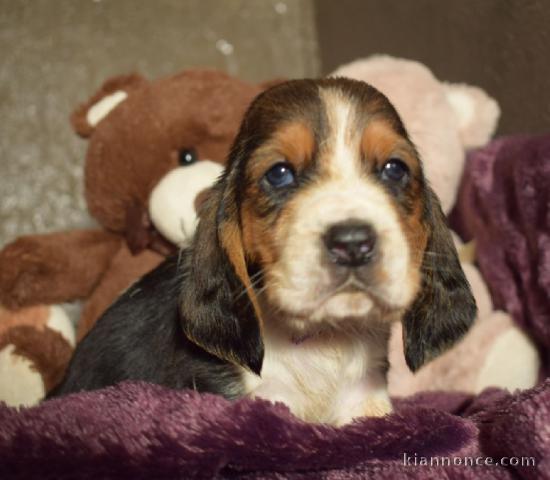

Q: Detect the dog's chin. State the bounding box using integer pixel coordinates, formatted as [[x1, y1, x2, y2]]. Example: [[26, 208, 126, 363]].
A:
[[309, 292, 375, 322], [265, 288, 384, 336]]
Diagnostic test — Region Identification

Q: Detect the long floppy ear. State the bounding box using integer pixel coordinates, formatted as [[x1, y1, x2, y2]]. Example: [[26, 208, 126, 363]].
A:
[[179, 175, 264, 375], [402, 188, 477, 371]]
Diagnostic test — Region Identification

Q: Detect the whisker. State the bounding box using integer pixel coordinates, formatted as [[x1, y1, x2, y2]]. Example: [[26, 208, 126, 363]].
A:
[[233, 271, 265, 301]]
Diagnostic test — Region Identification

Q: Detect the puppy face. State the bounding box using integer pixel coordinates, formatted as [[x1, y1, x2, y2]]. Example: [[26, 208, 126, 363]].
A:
[[238, 82, 428, 331], [180, 78, 476, 374]]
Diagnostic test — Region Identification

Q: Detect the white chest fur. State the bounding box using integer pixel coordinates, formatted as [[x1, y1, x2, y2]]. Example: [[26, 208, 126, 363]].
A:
[[242, 324, 391, 425]]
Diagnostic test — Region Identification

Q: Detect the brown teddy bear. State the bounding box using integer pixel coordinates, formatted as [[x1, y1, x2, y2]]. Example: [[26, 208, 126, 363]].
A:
[[0, 69, 266, 405]]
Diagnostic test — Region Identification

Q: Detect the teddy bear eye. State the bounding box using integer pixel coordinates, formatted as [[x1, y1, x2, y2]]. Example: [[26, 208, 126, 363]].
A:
[[179, 148, 198, 166]]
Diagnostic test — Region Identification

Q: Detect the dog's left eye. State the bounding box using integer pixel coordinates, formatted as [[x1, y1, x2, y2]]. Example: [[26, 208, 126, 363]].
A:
[[381, 158, 410, 184], [264, 162, 296, 188]]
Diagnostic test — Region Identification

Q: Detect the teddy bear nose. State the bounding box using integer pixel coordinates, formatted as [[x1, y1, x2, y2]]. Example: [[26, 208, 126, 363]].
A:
[[194, 188, 212, 214]]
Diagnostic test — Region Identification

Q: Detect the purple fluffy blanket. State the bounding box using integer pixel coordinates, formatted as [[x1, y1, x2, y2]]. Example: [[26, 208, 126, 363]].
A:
[[1, 380, 549, 479], [1, 134, 549, 479]]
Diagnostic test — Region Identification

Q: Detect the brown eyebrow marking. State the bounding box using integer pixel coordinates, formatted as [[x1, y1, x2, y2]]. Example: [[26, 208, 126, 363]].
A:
[[248, 121, 316, 181], [361, 119, 417, 169], [273, 121, 316, 168]]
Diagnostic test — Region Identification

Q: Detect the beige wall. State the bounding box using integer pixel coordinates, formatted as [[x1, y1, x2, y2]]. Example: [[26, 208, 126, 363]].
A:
[[0, 0, 320, 247]]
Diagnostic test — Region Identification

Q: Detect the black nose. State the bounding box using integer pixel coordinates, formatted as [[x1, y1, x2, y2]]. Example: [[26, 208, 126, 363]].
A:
[[323, 222, 377, 267]]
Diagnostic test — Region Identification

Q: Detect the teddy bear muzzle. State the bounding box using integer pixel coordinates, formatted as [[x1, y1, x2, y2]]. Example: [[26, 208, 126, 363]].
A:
[[148, 160, 224, 247]]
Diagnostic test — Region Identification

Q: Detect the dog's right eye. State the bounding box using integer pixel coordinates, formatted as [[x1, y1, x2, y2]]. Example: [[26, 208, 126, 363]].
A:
[[264, 162, 296, 188]]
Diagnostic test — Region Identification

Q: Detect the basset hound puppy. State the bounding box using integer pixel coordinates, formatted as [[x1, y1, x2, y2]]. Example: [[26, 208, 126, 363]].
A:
[[50, 78, 476, 425]]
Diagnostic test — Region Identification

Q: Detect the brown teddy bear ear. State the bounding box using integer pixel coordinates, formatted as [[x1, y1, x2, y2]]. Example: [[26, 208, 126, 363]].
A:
[[71, 73, 148, 138]]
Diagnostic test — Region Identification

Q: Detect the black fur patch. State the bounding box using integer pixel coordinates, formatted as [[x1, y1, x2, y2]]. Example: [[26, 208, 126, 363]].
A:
[[402, 188, 477, 371], [49, 256, 244, 398]]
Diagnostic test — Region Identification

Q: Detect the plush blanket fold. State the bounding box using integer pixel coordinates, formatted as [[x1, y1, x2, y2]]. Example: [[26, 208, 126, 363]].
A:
[[1, 380, 549, 479]]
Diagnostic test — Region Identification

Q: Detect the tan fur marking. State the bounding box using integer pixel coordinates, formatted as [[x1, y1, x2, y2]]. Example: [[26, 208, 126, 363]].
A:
[[273, 121, 315, 169], [241, 203, 278, 267], [220, 220, 263, 327], [361, 120, 414, 169], [402, 202, 428, 267], [248, 121, 315, 182]]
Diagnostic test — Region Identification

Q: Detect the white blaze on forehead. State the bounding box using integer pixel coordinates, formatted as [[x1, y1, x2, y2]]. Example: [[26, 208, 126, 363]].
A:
[[319, 88, 359, 179]]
